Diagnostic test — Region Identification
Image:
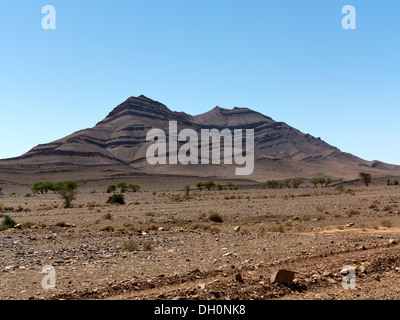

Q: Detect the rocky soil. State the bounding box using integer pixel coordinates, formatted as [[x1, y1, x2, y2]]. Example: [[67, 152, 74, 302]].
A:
[[1, 184, 400, 300]]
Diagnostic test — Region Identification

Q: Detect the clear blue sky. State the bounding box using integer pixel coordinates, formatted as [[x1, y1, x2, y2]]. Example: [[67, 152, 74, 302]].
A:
[[1, 0, 399, 164]]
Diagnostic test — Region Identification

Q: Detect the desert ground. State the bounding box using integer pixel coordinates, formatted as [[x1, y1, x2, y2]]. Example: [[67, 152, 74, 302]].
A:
[[1, 176, 400, 300]]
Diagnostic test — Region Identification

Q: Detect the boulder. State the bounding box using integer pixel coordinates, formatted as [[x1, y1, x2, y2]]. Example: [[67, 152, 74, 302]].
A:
[[270, 269, 296, 286]]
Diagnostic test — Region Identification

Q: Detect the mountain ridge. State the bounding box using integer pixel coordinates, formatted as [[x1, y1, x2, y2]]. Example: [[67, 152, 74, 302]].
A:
[[1, 95, 399, 181]]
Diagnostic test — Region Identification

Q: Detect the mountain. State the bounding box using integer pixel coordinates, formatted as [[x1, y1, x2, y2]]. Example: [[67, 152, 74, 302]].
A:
[[1, 95, 399, 181]]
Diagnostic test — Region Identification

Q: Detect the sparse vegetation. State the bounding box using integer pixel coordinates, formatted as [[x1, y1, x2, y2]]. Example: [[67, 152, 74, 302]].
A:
[[184, 184, 190, 195], [107, 184, 116, 193], [122, 240, 138, 252], [0, 215, 17, 231], [335, 184, 345, 192], [203, 181, 215, 191], [143, 242, 152, 251], [310, 177, 332, 188], [208, 212, 223, 223], [31, 181, 57, 194], [196, 182, 204, 191], [359, 172, 372, 186], [380, 220, 392, 228], [292, 178, 304, 189], [57, 181, 78, 208], [262, 180, 279, 189], [107, 194, 125, 205], [102, 213, 113, 220]]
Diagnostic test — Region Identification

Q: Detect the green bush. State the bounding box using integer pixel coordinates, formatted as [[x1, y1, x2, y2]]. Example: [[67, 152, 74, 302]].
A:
[[107, 184, 116, 193], [32, 181, 58, 194], [127, 184, 140, 192], [196, 182, 204, 191], [116, 182, 128, 193], [0, 215, 17, 231], [107, 193, 125, 205], [57, 181, 78, 208], [204, 181, 215, 191], [262, 180, 279, 189]]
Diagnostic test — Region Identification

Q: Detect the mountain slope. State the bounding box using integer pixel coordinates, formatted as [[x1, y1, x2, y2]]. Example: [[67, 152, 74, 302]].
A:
[[1, 95, 399, 181]]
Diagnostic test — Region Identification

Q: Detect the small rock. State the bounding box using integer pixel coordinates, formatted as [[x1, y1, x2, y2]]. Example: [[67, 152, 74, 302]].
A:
[[388, 239, 397, 245], [235, 272, 244, 282], [373, 274, 381, 281], [270, 269, 296, 286], [234, 226, 241, 232], [14, 224, 22, 229]]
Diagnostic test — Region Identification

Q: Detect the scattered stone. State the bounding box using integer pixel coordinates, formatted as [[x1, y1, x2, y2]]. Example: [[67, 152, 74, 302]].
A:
[[14, 224, 22, 229], [234, 226, 241, 232], [270, 269, 296, 286], [235, 272, 244, 282], [388, 239, 397, 246]]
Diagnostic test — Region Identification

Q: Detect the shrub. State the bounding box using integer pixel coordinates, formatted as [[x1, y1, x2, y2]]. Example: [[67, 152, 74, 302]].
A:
[[262, 180, 279, 189], [386, 178, 392, 186], [208, 212, 223, 223], [107, 184, 116, 193], [216, 184, 223, 191], [196, 182, 204, 191], [127, 184, 140, 192], [283, 179, 291, 188], [102, 213, 113, 220], [335, 184, 345, 192], [55, 221, 67, 227], [325, 178, 332, 187], [292, 178, 304, 189], [122, 240, 138, 252], [226, 182, 234, 190], [143, 242, 152, 251], [107, 194, 125, 205], [0, 187, 2, 194], [31, 181, 57, 194], [204, 181, 215, 191], [184, 185, 190, 195], [380, 220, 392, 228], [0, 215, 17, 231], [359, 172, 372, 186], [394, 180, 399, 186], [116, 182, 128, 193], [57, 181, 78, 208]]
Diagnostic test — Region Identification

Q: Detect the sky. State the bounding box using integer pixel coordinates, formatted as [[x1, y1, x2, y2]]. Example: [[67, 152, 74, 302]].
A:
[[1, 0, 399, 164]]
